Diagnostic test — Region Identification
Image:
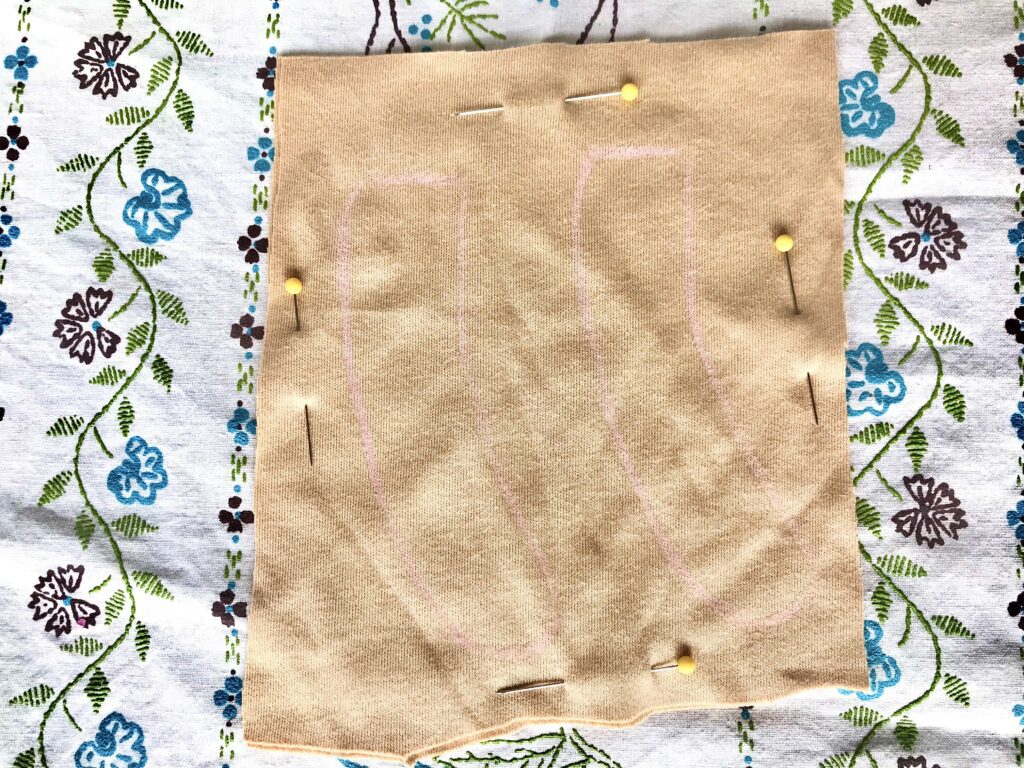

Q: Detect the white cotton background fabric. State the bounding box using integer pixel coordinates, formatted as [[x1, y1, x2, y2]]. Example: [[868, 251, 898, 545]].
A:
[[0, 1, 1018, 767]]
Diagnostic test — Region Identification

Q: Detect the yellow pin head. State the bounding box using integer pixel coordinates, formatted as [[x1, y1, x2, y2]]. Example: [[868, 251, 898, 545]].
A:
[[676, 654, 696, 675], [774, 233, 794, 253], [620, 83, 639, 102], [285, 277, 303, 296]]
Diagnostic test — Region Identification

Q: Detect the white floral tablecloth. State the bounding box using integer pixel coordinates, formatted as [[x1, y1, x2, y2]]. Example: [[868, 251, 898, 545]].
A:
[[0, 1, 1018, 767]]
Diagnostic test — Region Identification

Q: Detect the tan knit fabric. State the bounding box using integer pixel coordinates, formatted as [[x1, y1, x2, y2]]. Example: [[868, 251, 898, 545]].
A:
[[247, 29, 867, 764]]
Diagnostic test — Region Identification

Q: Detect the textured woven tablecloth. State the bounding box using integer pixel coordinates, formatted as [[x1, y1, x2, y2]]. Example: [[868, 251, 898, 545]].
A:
[[0, 1, 1017, 767]]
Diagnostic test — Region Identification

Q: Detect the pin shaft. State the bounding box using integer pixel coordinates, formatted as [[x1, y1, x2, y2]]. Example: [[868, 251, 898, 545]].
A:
[[304, 404, 313, 465], [784, 252, 800, 315], [496, 679, 564, 694], [806, 373, 819, 426]]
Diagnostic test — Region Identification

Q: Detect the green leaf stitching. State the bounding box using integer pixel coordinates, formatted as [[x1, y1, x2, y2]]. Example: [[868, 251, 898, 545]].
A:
[[942, 384, 966, 422], [147, 56, 173, 95], [880, 5, 919, 25], [175, 30, 214, 56], [906, 425, 928, 471], [922, 54, 963, 77], [152, 355, 174, 392], [106, 106, 152, 126], [84, 668, 110, 713], [125, 323, 151, 355], [55, 205, 83, 235], [894, 716, 918, 750], [118, 398, 135, 437], [846, 145, 886, 167], [877, 554, 927, 578], [868, 33, 888, 73], [874, 300, 899, 346], [931, 322, 973, 346], [850, 422, 893, 444], [60, 637, 104, 657], [89, 366, 128, 386], [135, 621, 152, 661], [156, 290, 189, 324], [134, 132, 154, 169], [46, 415, 84, 437], [855, 497, 882, 539], [112, 513, 159, 538], [8, 685, 54, 707], [132, 570, 174, 600], [931, 614, 975, 639], [104, 589, 126, 625], [75, 510, 96, 550], [38, 471, 73, 506], [57, 154, 99, 173], [871, 582, 892, 623], [942, 673, 969, 706]]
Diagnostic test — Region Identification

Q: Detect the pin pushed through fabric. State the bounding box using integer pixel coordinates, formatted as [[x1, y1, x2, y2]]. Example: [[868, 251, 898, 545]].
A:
[[565, 82, 639, 103], [304, 404, 313, 465], [775, 233, 799, 315], [496, 679, 565, 695], [286, 276, 302, 331], [652, 653, 696, 675], [806, 373, 819, 426]]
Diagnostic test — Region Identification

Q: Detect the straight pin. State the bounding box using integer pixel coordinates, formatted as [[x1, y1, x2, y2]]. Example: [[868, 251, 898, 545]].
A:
[[806, 373, 819, 426], [285, 276, 303, 331], [304, 404, 313, 465], [566, 82, 639, 103], [452, 105, 504, 117], [496, 679, 565, 695], [774, 234, 799, 315]]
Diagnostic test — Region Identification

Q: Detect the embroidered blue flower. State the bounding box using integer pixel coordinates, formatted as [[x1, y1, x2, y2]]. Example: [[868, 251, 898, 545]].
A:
[[106, 436, 169, 506], [840, 620, 901, 701], [1012, 402, 1024, 442], [1010, 220, 1024, 258], [122, 168, 192, 245], [838, 70, 896, 139], [213, 674, 243, 720], [0, 212, 20, 249], [0, 299, 11, 336], [1014, 703, 1024, 726], [1008, 500, 1024, 542], [228, 406, 256, 446], [846, 342, 907, 417], [74, 712, 147, 768], [4, 45, 37, 82], [1009, 131, 1024, 167], [247, 136, 274, 173]]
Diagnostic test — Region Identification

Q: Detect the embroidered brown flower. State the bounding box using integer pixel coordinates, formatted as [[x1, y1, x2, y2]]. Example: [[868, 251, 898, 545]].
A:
[[230, 313, 264, 349], [887, 199, 966, 273], [256, 55, 276, 92], [897, 758, 939, 768], [1009, 590, 1024, 630], [52, 287, 121, 364], [219, 496, 254, 534], [237, 224, 267, 264], [27, 564, 100, 638], [72, 32, 140, 99], [211, 588, 248, 627], [892, 474, 967, 549], [1007, 43, 1024, 79], [0, 125, 28, 161]]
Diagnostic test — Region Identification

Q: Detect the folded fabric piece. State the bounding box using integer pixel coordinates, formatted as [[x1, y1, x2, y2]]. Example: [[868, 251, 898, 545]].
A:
[[247, 29, 867, 763]]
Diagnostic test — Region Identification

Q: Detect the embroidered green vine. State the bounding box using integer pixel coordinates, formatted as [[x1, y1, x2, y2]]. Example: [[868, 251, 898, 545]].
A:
[[33, 1, 189, 764], [840, 1, 966, 765], [850, 0, 940, 490]]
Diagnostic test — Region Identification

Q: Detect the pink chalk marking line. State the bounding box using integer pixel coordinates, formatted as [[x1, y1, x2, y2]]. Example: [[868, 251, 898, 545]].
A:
[[338, 173, 558, 658], [572, 148, 811, 627]]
